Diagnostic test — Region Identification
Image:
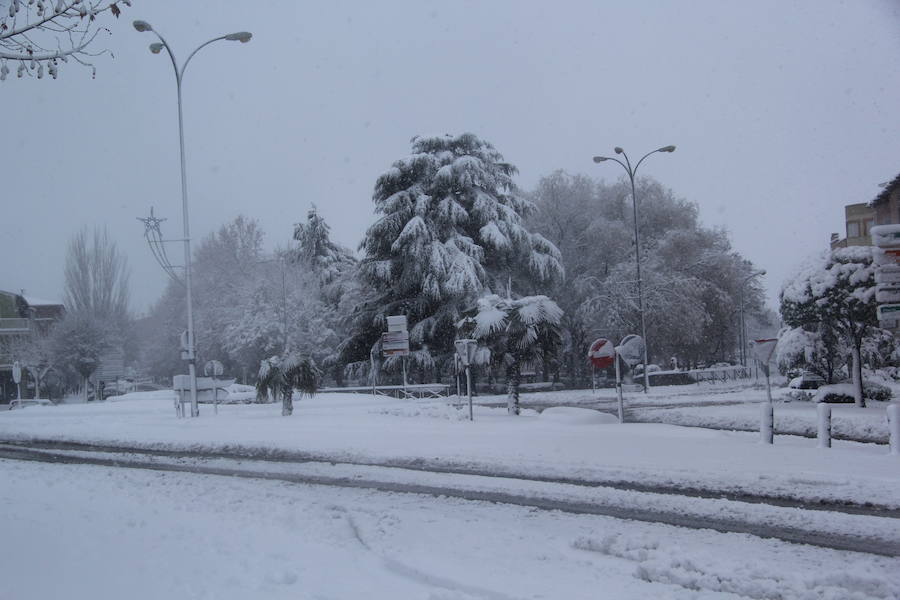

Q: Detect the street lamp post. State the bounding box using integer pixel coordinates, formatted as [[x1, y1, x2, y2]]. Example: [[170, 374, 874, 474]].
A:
[[593, 145, 675, 393], [133, 20, 252, 417], [739, 270, 766, 366]]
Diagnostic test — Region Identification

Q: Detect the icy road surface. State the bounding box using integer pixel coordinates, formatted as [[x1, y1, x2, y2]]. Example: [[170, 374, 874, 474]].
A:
[[2, 458, 899, 600]]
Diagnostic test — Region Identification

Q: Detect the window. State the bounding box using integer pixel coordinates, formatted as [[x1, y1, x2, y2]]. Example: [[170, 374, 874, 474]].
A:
[[865, 219, 875, 235], [847, 221, 860, 238]]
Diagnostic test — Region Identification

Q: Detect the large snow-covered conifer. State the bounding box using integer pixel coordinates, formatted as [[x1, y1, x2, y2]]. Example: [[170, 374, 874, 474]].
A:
[[356, 133, 563, 365]]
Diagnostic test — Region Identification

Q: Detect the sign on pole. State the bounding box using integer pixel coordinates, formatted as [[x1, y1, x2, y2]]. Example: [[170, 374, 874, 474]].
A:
[[203, 360, 224, 377], [382, 331, 410, 356], [587, 338, 615, 369], [454, 339, 478, 421], [616, 335, 645, 367], [11, 361, 21, 384], [386, 315, 408, 333]]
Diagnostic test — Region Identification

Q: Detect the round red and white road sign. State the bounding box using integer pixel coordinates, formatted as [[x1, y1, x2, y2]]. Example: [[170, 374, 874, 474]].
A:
[[588, 338, 615, 369]]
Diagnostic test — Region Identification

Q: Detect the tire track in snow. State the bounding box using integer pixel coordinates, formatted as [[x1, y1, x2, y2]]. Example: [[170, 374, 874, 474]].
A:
[[0, 437, 896, 518], [1, 444, 899, 558]]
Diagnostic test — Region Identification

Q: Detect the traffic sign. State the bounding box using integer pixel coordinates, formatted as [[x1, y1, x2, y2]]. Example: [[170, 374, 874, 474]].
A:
[[382, 330, 410, 356], [454, 339, 478, 367], [387, 315, 408, 332], [877, 304, 900, 321], [876, 266, 900, 285], [204, 360, 224, 377], [616, 335, 644, 367], [587, 338, 615, 369], [876, 285, 900, 304], [749, 338, 778, 364], [11, 361, 21, 384], [871, 224, 900, 248], [873, 247, 900, 266]]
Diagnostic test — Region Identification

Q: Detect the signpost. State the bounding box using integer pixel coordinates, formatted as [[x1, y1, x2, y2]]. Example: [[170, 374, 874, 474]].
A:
[[204, 360, 224, 415], [613, 335, 644, 423], [749, 338, 778, 444], [12, 360, 21, 406], [872, 225, 900, 331], [587, 338, 614, 394], [454, 339, 477, 421], [383, 315, 410, 394]]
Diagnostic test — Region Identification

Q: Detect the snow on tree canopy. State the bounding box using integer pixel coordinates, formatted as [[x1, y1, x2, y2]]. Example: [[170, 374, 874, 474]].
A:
[[359, 133, 564, 349]]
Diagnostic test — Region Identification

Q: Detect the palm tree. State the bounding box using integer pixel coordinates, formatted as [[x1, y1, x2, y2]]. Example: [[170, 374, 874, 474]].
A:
[[256, 353, 319, 416], [468, 294, 563, 415]]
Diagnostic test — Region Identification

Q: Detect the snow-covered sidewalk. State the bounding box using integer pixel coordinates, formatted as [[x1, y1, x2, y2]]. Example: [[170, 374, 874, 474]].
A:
[[1, 390, 898, 509]]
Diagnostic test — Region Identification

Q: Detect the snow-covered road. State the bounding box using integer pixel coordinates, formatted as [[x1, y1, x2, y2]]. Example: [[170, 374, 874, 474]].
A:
[[2, 441, 899, 557], [2, 457, 899, 600]]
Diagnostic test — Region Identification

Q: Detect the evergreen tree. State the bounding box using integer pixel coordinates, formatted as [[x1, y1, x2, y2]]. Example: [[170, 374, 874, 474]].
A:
[[353, 133, 563, 368]]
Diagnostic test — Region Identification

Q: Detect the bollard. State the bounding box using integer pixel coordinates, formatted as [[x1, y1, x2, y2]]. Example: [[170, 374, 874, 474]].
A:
[[760, 401, 774, 444], [889, 404, 900, 456], [816, 403, 832, 449]]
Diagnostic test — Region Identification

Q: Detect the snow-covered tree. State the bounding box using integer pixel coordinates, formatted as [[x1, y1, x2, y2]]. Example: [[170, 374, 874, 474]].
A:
[[463, 293, 562, 415], [52, 310, 109, 402], [256, 352, 319, 416], [780, 247, 878, 407], [528, 172, 766, 378], [293, 204, 356, 286], [0, 0, 130, 80], [354, 133, 563, 369], [64, 226, 130, 327]]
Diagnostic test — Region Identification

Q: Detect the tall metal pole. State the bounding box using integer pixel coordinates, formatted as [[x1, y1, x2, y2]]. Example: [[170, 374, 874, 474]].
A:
[[174, 70, 200, 418], [593, 146, 675, 393], [625, 166, 651, 393], [133, 21, 251, 418], [740, 270, 766, 367]]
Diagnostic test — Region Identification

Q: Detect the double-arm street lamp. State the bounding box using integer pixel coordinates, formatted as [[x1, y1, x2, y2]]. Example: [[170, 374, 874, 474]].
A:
[[739, 270, 766, 366], [133, 20, 252, 417], [593, 145, 676, 392]]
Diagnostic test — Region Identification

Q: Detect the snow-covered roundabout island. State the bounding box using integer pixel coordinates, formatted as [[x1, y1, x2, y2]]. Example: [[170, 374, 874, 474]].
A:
[[1, 390, 899, 599]]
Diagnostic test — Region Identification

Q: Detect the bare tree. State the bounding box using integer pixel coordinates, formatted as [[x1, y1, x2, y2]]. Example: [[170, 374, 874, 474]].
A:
[[0, 0, 131, 80], [64, 226, 130, 325]]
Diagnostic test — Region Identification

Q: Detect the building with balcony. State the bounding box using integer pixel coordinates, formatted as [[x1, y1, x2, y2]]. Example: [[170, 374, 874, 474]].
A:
[[871, 172, 900, 226], [830, 202, 876, 249], [0, 290, 66, 401]]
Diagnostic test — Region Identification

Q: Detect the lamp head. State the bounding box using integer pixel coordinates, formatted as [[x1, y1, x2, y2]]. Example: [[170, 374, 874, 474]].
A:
[[614, 147, 624, 154], [149, 42, 164, 54], [133, 20, 152, 32], [225, 31, 253, 43], [592, 156, 608, 163], [659, 145, 676, 153]]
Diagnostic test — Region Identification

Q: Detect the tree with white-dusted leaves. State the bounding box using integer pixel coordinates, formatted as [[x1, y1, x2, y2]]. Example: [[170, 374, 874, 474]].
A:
[[779, 247, 878, 407], [353, 133, 564, 371], [256, 352, 319, 416], [463, 293, 563, 415], [0, 0, 131, 81]]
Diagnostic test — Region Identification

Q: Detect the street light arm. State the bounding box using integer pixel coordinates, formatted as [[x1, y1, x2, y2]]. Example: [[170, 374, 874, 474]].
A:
[[146, 29, 180, 84], [633, 148, 663, 177], [593, 156, 630, 173], [181, 35, 231, 79]]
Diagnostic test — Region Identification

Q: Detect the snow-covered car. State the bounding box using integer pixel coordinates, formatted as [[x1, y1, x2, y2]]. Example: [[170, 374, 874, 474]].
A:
[[788, 372, 825, 390]]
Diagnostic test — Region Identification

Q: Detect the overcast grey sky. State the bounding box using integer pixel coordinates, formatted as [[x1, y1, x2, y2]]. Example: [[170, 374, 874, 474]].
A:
[[2, 0, 899, 313]]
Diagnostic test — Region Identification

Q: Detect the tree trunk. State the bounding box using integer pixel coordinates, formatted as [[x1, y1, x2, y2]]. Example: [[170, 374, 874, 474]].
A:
[[506, 360, 521, 415], [82, 376, 89, 403], [851, 342, 865, 408], [282, 388, 293, 416]]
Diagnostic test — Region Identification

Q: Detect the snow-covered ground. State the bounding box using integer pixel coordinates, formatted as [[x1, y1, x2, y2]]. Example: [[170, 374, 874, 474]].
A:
[[2, 458, 899, 600], [1, 389, 898, 508], [636, 399, 892, 444]]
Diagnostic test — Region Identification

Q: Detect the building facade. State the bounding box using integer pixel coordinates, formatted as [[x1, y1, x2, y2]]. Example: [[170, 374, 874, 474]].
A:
[[0, 290, 66, 401]]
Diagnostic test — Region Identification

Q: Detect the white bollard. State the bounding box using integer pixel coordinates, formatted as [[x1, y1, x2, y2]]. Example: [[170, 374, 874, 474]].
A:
[[760, 401, 774, 444], [816, 403, 832, 449], [888, 404, 900, 456]]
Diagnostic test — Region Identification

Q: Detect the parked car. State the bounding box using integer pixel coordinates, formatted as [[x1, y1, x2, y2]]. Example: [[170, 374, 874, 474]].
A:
[[788, 372, 826, 390]]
